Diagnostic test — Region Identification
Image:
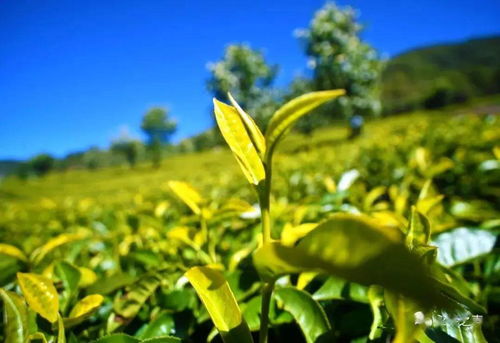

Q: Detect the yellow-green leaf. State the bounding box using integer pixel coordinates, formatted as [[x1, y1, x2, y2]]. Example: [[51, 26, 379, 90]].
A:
[[213, 98, 265, 186], [0, 289, 30, 343], [253, 213, 453, 310], [64, 294, 103, 328], [167, 180, 203, 215], [17, 273, 59, 323], [30, 233, 87, 266], [57, 314, 65, 343], [0, 243, 28, 263], [281, 223, 318, 246], [69, 294, 103, 318], [227, 92, 266, 156], [185, 266, 253, 343], [265, 89, 345, 160]]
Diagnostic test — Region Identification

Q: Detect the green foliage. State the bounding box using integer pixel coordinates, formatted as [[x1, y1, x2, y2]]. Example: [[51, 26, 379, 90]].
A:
[[381, 36, 500, 113], [206, 44, 279, 128], [295, 2, 382, 124], [0, 101, 498, 342], [111, 139, 142, 169], [141, 107, 177, 168]]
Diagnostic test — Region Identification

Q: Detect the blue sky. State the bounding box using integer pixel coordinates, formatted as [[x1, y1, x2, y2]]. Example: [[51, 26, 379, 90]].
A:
[[1, 0, 499, 160]]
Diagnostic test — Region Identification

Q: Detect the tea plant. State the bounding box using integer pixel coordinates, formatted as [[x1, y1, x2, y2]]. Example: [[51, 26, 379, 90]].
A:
[[0, 96, 498, 342]]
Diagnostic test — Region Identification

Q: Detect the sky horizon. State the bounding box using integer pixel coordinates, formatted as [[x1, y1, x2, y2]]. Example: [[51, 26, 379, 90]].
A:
[[1, 0, 500, 160]]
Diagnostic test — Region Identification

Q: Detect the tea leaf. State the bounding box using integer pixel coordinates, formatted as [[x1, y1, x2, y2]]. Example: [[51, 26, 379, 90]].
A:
[[227, 92, 266, 157], [433, 227, 497, 266], [406, 206, 431, 248], [265, 89, 345, 160], [114, 273, 162, 320], [64, 294, 103, 328], [55, 261, 81, 312], [0, 243, 28, 263], [313, 276, 368, 303], [167, 180, 204, 215], [17, 273, 59, 323], [30, 233, 87, 266], [0, 289, 31, 343], [185, 266, 253, 343], [213, 98, 265, 185], [274, 287, 332, 343], [253, 213, 452, 310], [57, 314, 65, 343]]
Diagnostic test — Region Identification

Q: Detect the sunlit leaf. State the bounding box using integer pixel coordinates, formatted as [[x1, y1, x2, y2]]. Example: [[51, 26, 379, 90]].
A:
[[281, 223, 318, 246], [64, 294, 103, 328], [78, 267, 97, 288], [274, 287, 332, 343], [0, 243, 28, 263], [213, 98, 265, 186], [227, 92, 266, 157], [167, 180, 204, 215], [17, 273, 59, 323], [30, 233, 87, 266], [253, 213, 454, 310], [265, 89, 345, 160], [185, 266, 253, 343]]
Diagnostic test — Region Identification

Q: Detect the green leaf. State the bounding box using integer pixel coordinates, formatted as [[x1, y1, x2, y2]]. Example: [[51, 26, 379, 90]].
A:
[[64, 294, 104, 328], [227, 93, 266, 157], [185, 266, 253, 343], [167, 180, 204, 215], [367, 286, 384, 340], [87, 272, 136, 295], [114, 273, 162, 320], [55, 261, 81, 312], [213, 98, 265, 185], [0, 243, 28, 263], [141, 337, 181, 343], [138, 312, 175, 339], [274, 287, 332, 343], [0, 289, 31, 343], [312, 276, 368, 303], [30, 233, 87, 266], [405, 206, 431, 249], [265, 89, 345, 160], [433, 227, 497, 266], [93, 334, 140, 343], [57, 314, 66, 343], [17, 273, 59, 323], [253, 213, 453, 310]]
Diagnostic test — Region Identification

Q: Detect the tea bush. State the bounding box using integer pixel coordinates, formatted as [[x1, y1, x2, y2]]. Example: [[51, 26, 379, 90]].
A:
[[0, 95, 499, 343]]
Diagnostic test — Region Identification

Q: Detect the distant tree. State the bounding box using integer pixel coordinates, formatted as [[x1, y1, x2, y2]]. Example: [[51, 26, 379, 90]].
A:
[[111, 139, 141, 168], [141, 107, 177, 168], [296, 2, 382, 124], [29, 153, 55, 177], [206, 44, 279, 128]]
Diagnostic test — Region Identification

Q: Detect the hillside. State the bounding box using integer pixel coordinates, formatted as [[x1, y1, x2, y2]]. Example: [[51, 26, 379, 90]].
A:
[[381, 36, 500, 113]]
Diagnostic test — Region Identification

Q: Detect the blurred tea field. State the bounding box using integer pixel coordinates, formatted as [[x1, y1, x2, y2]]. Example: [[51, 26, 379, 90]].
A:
[[0, 98, 499, 342]]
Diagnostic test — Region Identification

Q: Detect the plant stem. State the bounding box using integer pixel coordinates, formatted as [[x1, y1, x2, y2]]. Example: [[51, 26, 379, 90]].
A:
[[258, 162, 274, 343], [259, 282, 274, 343]]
